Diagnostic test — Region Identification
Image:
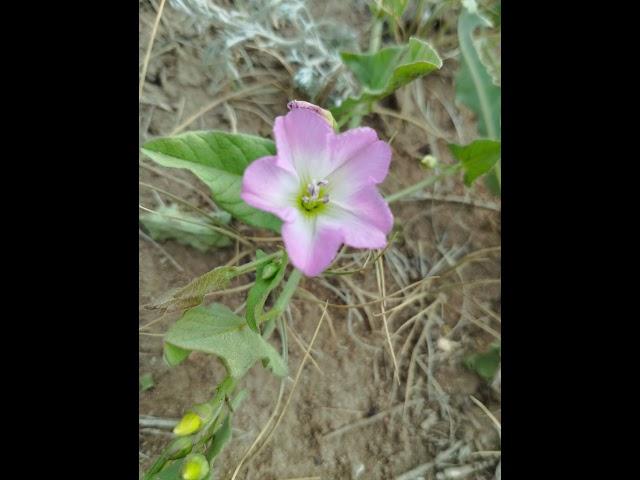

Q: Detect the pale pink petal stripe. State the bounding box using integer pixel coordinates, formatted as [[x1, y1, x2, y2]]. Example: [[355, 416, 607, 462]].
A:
[[273, 109, 333, 180], [281, 213, 343, 276], [327, 129, 392, 201], [240, 155, 299, 223], [325, 186, 394, 249]]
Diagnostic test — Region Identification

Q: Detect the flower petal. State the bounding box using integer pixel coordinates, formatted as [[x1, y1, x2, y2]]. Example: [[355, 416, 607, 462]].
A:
[[240, 155, 299, 223], [325, 186, 394, 249], [326, 127, 392, 200], [273, 108, 333, 179], [282, 213, 343, 277]]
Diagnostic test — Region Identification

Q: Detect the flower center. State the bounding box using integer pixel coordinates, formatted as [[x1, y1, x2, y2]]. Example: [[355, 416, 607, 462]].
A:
[[299, 178, 329, 213]]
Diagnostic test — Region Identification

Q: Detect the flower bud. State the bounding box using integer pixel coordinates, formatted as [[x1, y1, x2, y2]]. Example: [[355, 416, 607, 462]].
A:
[[191, 402, 215, 423], [261, 262, 279, 280], [287, 100, 337, 130], [167, 437, 193, 460], [173, 412, 202, 436], [181, 454, 210, 480], [420, 155, 438, 169]]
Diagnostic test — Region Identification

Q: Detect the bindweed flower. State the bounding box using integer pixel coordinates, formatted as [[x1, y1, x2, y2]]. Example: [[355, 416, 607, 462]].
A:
[[241, 101, 393, 276]]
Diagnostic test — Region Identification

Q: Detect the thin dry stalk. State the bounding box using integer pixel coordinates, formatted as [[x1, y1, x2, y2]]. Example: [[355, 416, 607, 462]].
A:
[[323, 399, 423, 440], [139, 161, 217, 209], [470, 395, 501, 438], [287, 324, 324, 376], [376, 253, 400, 384], [139, 228, 185, 273], [404, 315, 432, 417], [171, 83, 277, 135], [139, 0, 167, 100]]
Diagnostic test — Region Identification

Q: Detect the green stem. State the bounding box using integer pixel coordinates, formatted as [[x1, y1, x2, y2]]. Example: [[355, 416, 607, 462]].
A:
[[369, 18, 383, 53], [343, 15, 384, 131], [262, 268, 303, 331], [235, 250, 283, 276], [143, 452, 170, 479], [385, 165, 461, 203], [272, 268, 303, 314]]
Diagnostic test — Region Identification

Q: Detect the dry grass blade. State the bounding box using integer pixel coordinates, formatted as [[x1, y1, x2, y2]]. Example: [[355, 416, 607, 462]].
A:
[[395, 441, 463, 480], [404, 315, 431, 417], [396, 192, 501, 212], [296, 287, 338, 342], [278, 477, 321, 480], [323, 399, 423, 440], [170, 83, 277, 135], [467, 315, 501, 339], [470, 395, 501, 437], [375, 252, 400, 384], [139, 228, 185, 273], [392, 296, 442, 339], [472, 296, 501, 323], [139, 160, 217, 208], [287, 325, 324, 376], [139, 0, 166, 100], [373, 103, 451, 140], [139, 204, 253, 248]]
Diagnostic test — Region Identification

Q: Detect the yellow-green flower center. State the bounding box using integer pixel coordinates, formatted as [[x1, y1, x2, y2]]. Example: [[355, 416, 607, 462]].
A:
[[297, 179, 329, 217]]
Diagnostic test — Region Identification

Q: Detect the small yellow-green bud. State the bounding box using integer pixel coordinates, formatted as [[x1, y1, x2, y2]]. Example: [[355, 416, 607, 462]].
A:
[[420, 155, 438, 169], [167, 437, 193, 460], [173, 412, 202, 436], [181, 454, 210, 480]]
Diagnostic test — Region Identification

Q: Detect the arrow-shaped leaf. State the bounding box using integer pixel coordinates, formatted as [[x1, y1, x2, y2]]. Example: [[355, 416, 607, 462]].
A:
[[164, 303, 288, 379], [142, 131, 282, 233], [332, 37, 442, 121]]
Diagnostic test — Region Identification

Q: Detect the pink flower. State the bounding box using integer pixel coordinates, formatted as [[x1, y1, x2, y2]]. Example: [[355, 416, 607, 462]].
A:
[[241, 102, 393, 276]]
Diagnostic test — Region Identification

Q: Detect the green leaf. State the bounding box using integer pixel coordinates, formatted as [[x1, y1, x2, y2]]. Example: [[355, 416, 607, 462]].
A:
[[476, 32, 501, 87], [207, 415, 232, 461], [484, 167, 501, 196], [141, 131, 282, 233], [140, 204, 232, 252], [151, 459, 183, 480], [164, 303, 288, 379], [464, 342, 500, 381], [139, 373, 155, 392], [371, 0, 409, 19], [455, 11, 500, 140], [149, 265, 237, 311], [449, 139, 501, 186], [245, 250, 288, 333], [164, 342, 191, 367], [332, 37, 442, 120], [148, 251, 282, 312]]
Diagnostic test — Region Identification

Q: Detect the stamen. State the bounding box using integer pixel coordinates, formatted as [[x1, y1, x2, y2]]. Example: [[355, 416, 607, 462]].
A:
[[301, 179, 330, 210], [307, 183, 318, 199]]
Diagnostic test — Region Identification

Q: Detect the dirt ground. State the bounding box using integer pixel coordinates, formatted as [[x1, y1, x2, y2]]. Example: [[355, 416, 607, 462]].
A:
[[139, 1, 501, 479]]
